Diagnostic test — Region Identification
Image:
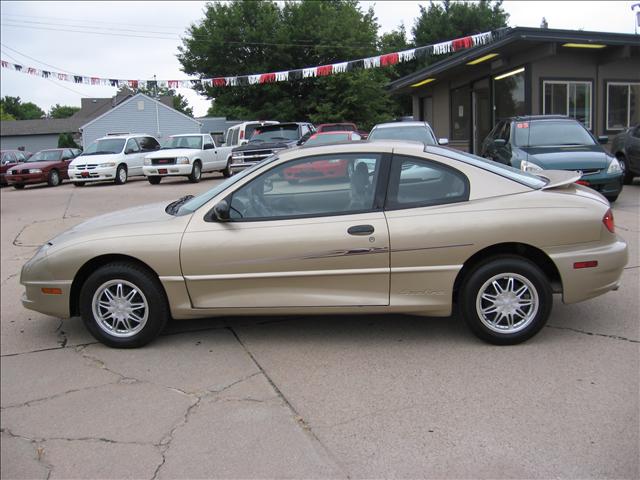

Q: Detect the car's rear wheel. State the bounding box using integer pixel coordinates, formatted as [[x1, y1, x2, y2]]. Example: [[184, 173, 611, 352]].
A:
[[618, 154, 634, 185], [459, 256, 552, 345], [188, 161, 201, 183], [605, 194, 619, 203], [47, 169, 61, 187], [222, 158, 233, 178], [147, 176, 162, 185], [13, 184, 25, 190], [114, 165, 128, 185], [79, 262, 170, 348], [74, 182, 86, 187]]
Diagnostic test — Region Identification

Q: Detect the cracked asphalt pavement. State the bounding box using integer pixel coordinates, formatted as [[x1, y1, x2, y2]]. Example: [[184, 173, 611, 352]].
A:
[[1, 175, 638, 479]]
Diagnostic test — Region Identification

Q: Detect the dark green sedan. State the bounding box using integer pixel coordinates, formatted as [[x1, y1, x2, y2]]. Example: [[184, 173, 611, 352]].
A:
[[481, 116, 624, 202]]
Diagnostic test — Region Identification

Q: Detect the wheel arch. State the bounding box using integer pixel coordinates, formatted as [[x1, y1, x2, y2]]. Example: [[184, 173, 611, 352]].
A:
[[452, 242, 562, 304], [69, 254, 167, 317]]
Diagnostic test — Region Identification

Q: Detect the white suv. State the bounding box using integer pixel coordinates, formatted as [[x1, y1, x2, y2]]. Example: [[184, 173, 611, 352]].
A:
[[68, 134, 160, 186], [225, 121, 279, 147]]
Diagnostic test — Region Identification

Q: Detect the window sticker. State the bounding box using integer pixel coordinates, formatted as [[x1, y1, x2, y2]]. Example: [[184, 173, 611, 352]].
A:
[[516, 122, 529, 129]]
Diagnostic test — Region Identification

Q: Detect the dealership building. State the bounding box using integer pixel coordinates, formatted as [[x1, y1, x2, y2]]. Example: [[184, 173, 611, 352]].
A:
[[389, 27, 640, 154]]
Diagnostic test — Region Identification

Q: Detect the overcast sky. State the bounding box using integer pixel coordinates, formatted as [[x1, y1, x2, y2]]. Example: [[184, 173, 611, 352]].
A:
[[0, 1, 636, 118]]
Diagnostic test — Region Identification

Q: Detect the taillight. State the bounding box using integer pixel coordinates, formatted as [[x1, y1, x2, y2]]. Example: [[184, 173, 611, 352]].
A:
[[602, 209, 614, 233], [240, 130, 244, 139]]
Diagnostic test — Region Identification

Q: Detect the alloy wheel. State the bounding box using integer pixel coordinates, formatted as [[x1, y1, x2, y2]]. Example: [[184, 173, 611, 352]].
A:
[[91, 279, 149, 338]]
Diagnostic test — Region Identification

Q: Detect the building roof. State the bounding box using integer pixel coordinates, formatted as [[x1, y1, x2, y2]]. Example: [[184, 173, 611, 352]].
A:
[[388, 27, 640, 93], [80, 92, 201, 130]]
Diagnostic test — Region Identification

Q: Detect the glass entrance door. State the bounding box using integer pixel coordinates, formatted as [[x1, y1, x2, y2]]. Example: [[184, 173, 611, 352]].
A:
[[473, 87, 491, 154]]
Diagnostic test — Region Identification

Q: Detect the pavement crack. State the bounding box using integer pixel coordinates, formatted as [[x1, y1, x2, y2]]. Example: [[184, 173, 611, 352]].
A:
[[623, 265, 639, 270], [62, 189, 75, 219], [546, 325, 639, 343], [1, 383, 119, 410], [0, 341, 100, 358], [1, 272, 19, 286], [1, 428, 54, 479], [55, 320, 68, 348], [225, 325, 350, 479]]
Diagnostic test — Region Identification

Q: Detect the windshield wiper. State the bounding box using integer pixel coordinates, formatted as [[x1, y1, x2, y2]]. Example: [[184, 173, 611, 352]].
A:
[[165, 195, 194, 215]]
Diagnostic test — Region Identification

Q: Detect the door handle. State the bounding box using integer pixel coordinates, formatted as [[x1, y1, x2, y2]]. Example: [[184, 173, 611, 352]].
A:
[[348, 224, 374, 236]]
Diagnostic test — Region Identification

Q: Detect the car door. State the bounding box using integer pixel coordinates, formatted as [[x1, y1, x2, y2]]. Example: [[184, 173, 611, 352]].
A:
[[180, 152, 391, 309], [493, 122, 513, 165], [384, 153, 471, 313], [202, 135, 220, 170], [122, 138, 145, 175], [627, 125, 640, 172]]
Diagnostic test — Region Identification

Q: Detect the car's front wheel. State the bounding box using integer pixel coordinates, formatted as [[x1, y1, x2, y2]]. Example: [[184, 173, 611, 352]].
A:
[[459, 256, 552, 345], [114, 165, 128, 185], [222, 158, 233, 178], [74, 182, 86, 187], [619, 155, 634, 185], [147, 176, 162, 185], [79, 262, 170, 348], [188, 161, 202, 183], [47, 169, 61, 187]]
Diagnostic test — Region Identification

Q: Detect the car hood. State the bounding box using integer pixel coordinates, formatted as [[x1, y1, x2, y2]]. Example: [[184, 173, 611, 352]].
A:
[[145, 148, 199, 158], [7, 160, 58, 171], [519, 145, 609, 169], [48, 201, 187, 247], [233, 140, 296, 152], [70, 153, 122, 165]]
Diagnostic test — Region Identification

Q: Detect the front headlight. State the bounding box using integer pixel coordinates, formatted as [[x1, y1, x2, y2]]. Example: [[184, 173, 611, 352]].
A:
[[607, 158, 622, 174], [520, 160, 543, 173], [98, 162, 116, 168], [29, 168, 42, 174], [7, 170, 15, 174], [176, 157, 190, 164], [232, 152, 243, 159], [144, 158, 152, 166]]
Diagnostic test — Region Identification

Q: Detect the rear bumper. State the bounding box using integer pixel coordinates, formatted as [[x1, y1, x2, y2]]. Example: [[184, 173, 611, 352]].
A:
[[547, 237, 628, 304]]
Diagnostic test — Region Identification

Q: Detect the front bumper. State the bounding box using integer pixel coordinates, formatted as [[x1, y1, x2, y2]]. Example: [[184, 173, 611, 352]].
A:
[[547, 237, 628, 304], [577, 172, 623, 197], [68, 166, 116, 182], [143, 164, 192, 176], [6, 172, 47, 185], [20, 250, 72, 318]]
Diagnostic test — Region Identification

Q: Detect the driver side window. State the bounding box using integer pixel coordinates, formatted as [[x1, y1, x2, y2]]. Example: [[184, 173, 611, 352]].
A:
[[125, 138, 140, 153], [228, 153, 382, 221]]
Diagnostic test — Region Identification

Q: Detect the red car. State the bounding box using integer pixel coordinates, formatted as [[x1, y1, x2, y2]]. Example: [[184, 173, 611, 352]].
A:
[[1, 150, 31, 186], [5, 148, 81, 189], [316, 122, 369, 139]]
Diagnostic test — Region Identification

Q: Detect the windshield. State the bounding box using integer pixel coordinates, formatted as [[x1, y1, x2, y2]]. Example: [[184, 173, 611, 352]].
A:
[[82, 138, 126, 155], [319, 124, 356, 132], [513, 120, 596, 147], [28, 150, 62, 162], [250, 126, 299, 142], [176, 155, 281, 215], [369, 125, 437, 145], [305, 133, 351, 146], [163, 136, 203, 149]]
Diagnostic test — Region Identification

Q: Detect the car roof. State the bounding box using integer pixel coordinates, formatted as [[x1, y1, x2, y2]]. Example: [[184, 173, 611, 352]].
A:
[[507, 115, 572, 122], [170, 133, 205, 137], [96, 133, 155, 140], [313, 131, 354, 135], [372, 121, 432, 129]]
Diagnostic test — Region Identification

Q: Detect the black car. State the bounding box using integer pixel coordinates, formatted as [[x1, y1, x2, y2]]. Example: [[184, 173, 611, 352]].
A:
[[229, 122, 315, 173], [480, 115, 624, 202], [610, 124, 640, 185]]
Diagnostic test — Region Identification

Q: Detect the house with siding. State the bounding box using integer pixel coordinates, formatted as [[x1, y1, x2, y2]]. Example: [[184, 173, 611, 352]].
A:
[[388, 27, 640, 154], [80, 93, 201, 147]]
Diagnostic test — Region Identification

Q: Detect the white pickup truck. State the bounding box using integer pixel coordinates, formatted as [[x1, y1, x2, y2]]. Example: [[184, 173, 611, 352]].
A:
[[142, 134, 234, 184]]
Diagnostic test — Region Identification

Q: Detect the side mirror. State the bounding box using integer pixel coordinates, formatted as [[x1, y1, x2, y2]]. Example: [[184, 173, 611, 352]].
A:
[[494, 139, 507, 148], [598, 135, 609, 144], [438, 138, 449, 146], [203, 143, 215, 150], [212, 200, 230, 222]]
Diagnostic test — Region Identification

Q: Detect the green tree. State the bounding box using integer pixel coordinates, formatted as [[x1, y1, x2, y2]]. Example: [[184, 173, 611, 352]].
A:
[[179, 0, 401, 129], [0, 96, 45, 120], [412, 0, 509, 53], [49, 104, 80, 119], [58, 132, 80, 148], [0, 104, 15, 121]]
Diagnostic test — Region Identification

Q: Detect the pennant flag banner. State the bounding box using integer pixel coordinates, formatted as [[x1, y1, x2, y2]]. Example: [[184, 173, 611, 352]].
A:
[[1, 30, 504, 89]]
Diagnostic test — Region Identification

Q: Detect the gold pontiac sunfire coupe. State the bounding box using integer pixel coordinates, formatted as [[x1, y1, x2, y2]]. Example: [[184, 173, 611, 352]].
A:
[[20, 141, 628, 347]]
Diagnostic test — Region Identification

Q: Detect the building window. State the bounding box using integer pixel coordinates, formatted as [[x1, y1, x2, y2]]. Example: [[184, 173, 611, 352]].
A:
[[543, 80, 592, 129], [607, 82, 640, 131], [450, 87, 470, 140], [493, 67, 526, 123]]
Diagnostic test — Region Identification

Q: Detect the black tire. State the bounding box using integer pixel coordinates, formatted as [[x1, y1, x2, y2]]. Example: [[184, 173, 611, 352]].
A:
[[74, 182, 86, 187], [114, 164, 128, 185], [13, 184, 25, 190], [79, 262, 170, 348], [188, 161, 202, 183], [47, 169, 61, 187], [459, 255, 553, 345], [147, 176, 162, 185], [619, 155, 634, 185], [222, 158, 233, 178], [605, 194, 619, 203]]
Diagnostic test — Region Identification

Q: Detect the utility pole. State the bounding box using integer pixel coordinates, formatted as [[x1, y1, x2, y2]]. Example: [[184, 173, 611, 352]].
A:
[[633, 3, 640, 35]]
